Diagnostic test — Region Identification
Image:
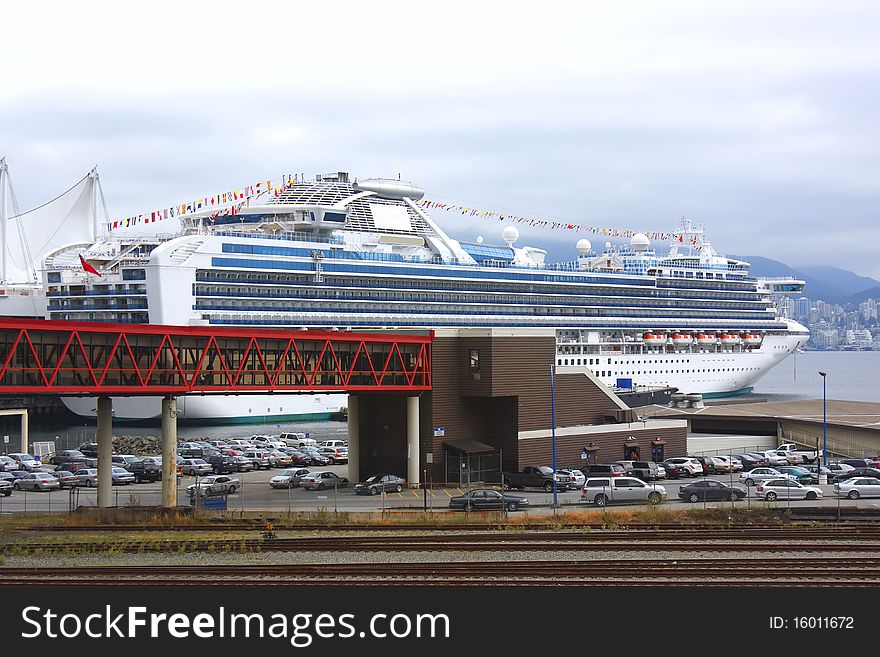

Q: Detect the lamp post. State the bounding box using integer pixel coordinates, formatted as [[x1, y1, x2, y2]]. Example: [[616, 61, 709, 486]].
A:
[[550, 363, 558, 508], [819, 371, 827, 466]]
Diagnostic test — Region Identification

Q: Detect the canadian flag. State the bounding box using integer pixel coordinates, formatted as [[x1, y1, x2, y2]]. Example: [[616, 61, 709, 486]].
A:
[[79, 254, 101, 276]]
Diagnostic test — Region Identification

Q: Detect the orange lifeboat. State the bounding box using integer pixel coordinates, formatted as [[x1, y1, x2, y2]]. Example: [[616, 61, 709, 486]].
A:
[[720, 333, 741, 345], [644, 332, 666, 347], [743, 333, 763, 347]]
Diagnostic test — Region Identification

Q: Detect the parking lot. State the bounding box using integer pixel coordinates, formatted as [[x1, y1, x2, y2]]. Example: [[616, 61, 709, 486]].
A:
[[2, 463, 880, 514]]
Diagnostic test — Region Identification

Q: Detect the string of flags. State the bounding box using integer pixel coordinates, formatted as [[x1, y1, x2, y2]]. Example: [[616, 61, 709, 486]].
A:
[[104, 175, 300, 232], [416, 198, 676, 241]]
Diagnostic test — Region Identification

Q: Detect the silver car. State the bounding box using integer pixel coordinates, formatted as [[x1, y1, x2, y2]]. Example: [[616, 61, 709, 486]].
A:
[[8, 453, 42, 471], [180, 458, 213, 476], [269, 468, 311, 489], [834, 477, 880, 500], [13, 472, 61, 491], [755, 478, 822, 501], [739, 467, 789, 486]]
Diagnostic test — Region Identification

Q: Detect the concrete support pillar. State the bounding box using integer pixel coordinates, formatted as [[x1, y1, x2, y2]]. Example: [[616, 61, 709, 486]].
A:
[[96, 396, 113, 508], [161, 397, 178, 508], [406, 395, 420, 487], [20, 411, 28, 455], [346, 395, 360, 485]]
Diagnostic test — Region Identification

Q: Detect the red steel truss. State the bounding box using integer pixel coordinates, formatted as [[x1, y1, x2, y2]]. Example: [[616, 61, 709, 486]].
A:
[[0, 319, 432, 395]]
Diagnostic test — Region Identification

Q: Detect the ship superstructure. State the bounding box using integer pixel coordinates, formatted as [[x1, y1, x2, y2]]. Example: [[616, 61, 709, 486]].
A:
[[43, 171, 809, 420]]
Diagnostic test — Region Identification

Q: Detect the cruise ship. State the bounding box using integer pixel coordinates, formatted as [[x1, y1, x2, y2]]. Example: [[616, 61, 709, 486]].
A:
[[34, 170, 808, 421]]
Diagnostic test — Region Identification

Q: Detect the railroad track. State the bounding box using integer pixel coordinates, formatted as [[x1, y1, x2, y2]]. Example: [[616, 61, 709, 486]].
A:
[[1, 559, 878, 586], [6, 527, 880, 554]]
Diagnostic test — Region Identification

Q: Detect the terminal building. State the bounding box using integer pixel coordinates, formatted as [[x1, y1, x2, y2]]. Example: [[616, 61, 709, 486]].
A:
[[347, 328, 688, 485]]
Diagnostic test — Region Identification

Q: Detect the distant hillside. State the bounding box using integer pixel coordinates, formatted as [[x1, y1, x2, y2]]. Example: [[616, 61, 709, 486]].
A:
[[729, 255, 850, 303], [850, 286, 880, 304], [795, 265, 880, 296]]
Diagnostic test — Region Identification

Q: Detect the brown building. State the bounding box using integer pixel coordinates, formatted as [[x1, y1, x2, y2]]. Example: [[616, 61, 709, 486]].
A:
[[347, 329, 687, 485]]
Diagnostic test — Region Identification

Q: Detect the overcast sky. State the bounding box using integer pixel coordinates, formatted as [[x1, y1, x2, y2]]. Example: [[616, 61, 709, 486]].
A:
[[2, 0, 879, 277]]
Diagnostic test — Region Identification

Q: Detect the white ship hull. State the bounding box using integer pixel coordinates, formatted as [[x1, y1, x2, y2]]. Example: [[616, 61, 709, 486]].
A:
[[61, 393, 347, 423]]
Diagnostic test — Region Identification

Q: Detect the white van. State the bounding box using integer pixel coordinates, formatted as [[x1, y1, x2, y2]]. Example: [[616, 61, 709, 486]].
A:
[[319, 439, 348, 449]]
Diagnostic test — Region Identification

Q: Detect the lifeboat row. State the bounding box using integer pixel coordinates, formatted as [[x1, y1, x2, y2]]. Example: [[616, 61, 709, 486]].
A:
[[641, 332, 763, 348]]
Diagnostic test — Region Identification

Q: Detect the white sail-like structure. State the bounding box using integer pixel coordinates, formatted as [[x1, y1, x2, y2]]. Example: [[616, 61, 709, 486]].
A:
[[2, 165, 98, 285], [0, 160, 101, 317]]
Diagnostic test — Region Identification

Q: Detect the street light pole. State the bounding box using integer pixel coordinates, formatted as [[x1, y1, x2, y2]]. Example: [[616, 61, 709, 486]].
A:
[[550, 363, 558, 508], [819, 371, 827, 466]]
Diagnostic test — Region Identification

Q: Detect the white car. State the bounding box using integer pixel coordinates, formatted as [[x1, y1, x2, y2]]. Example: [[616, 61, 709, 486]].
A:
[[558, 468, 586, 489], [834, 477, 880, 500], [755, 478, 822, 501], [187, 475, 241, 496], [663, 457, 703, 477], [279, 432, 317, 448], [319, 439, 348, 449], [739, 467, 791, 486], [7, 453, 42, 471]]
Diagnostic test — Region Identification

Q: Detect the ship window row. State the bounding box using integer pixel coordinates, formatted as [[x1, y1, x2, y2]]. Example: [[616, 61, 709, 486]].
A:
[[191, 284, 770, 312], [211, 257, 659, 287], [48, 312, 149, 323], [196, 270, 765, 304], [201, 312, 784, 330], [192, 299, 772, 321], [560, 362, 761, 376]]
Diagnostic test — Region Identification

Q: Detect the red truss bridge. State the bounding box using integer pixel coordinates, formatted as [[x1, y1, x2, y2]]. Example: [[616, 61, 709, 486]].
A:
[[0, 319, 432, 395]]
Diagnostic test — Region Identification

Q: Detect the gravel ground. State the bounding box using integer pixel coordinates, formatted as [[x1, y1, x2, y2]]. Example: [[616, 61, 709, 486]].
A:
[[4, 548, 879, 568]]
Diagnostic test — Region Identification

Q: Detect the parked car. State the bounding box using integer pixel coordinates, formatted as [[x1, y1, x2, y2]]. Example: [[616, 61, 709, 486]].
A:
[[180, 458, 212, 476], [831, 467, 880, 484], [739, 467, 788, 486], [112, 454, 140, 468], [678, 480, 748, 503], [187, 475, 241, 496], [12, 472, 60, 491], [557, 468, 586, 489], [0, 480, 11, 496], [761, 450, 791, 467], [689, 456, 716, 475], [280, 432, 317, 448], [0, 455, 17, 471], [580, 463, 626, 478], [233, 456, 255, 472], [243, 450, 273, 470], [300, 471, 349, 491], [300, 447, 331, 466], [354, 474, 406, 495], [834, 477, 880, 500], [659, 460, 688, 479], [127, 458, 162, 483], [776, 466, 814, 484], [78, 443, 99, 458], [500, 465, 571, 492], [449, 488, 529, 512], [708, 456, 734, 473], [581, 476, 666, 506], [269, 468, 312, 489], [755, 478, 823, 501], [662, 457, 703, 477], [52, 470, 80, 489], [616, 461, 663, 481], [7, 470, 30, 481], [838, 458, 872, 469], [279, 448, 311, 466], [111, 467, 136, 485], [319, 440, 348, 449], [733, 454, 764, 470], [206, 455, 239, 475], [319, 446, 348, 464], [7, 453, 42, 471], [48, 450, 87, 465], [0, 471, 15, 483]]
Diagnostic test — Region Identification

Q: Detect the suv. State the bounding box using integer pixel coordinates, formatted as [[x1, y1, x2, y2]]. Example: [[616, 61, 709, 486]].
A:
[[663, 457, 704, 477], [581, 463, 626, 478], [319, 446, 349, 464], [207, 454, 239, 474], [243, 450, 273, 470], [280, 432, 317, 448], [127, 458, 162, 483], [319, 440, 348, 449]]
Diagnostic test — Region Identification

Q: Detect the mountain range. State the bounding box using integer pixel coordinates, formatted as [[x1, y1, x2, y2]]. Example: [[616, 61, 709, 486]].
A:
[[730, 256, 880, 305]]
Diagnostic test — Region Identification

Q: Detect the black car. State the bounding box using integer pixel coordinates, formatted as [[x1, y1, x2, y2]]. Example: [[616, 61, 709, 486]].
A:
[[839, 459, 873, 469], [678, 480, 748, 503], [733, 454, 763, 471], [127, 458, 162, 483], [660, 461, 687, 479], [206, 454, 239, 475], [354, 474, 406, 495], [78, 443, 99, 458], [832, 467, 880, 484], [449, 488, 529, 512], [299, 448, 331, 466], [690, 456, 715, 475]]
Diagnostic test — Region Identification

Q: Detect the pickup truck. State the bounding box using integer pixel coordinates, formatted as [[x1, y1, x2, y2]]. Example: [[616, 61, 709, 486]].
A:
[[581, 476, 667, 507], [501, 466, 571, 492], [776, 443, 822, 464]]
